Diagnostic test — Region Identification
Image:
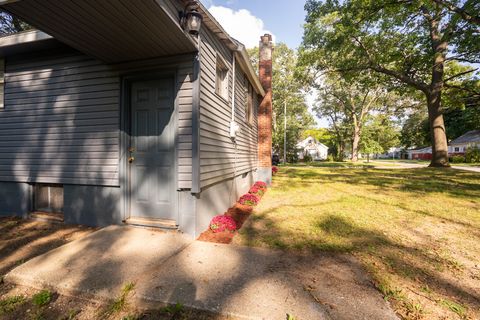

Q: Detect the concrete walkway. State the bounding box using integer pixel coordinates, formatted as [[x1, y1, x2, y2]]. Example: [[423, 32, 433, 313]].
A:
[[451, 165, 480, 173], [5, 226, 398, 320], [372, 161, 480, 172]]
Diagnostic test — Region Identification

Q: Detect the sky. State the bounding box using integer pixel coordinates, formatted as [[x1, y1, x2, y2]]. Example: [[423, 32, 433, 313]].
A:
[[201, 0, 307, 49], [202, 0, 327, 127]]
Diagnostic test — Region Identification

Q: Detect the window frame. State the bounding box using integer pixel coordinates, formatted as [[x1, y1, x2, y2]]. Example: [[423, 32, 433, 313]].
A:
[[244, 76, 254, 126], [215, 54, 230, 102], [0, 58, 4, 109]]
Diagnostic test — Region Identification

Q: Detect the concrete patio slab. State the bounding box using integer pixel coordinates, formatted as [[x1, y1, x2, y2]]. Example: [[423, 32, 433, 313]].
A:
[[5, 226, 398, 320], [4, 226, 193, 301]]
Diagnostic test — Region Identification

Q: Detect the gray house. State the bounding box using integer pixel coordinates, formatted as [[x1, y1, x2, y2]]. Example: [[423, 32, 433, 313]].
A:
[[0, 0, 273, 237]]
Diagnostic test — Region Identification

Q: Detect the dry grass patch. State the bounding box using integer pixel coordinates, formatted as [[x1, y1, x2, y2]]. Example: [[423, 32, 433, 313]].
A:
[[235, 167, 480, 320]]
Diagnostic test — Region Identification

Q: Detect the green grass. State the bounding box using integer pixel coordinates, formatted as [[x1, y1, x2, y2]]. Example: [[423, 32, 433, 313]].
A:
[[282, 161, 375, 168], [100, 282, 135, 319], [32, 290, 52, 307], [0, 295, 26, 315], [237, 167, 480, 320]]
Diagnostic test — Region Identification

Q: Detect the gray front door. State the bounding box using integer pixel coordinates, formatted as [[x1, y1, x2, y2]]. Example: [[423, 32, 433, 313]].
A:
[[129, 79, 176, 221]]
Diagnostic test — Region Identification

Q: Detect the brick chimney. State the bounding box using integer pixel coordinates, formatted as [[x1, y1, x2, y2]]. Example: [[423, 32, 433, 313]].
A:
[[258, 34, 273, 185]]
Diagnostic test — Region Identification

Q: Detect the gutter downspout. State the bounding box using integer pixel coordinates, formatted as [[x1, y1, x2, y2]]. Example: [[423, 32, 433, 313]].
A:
[[191, 35, 201, 194], [231, 54, 236, 124], [229, 54, 238, 202]]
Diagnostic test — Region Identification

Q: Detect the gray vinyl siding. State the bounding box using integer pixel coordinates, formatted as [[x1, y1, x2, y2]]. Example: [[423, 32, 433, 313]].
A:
[[0, 49, 194, 188], [198, 27, 259, 188]]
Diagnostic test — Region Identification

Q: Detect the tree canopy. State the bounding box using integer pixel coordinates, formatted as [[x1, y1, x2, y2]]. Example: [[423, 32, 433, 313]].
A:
[[248, 43, 314, 161], [0, 11, 31, 35], [300, 0, 480, 167]]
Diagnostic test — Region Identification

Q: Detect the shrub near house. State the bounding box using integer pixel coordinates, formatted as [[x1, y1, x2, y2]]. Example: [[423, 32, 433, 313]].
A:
[[203, 181, 270, 242], [239, 194, 260, 206], [209, 215, 237, 233]]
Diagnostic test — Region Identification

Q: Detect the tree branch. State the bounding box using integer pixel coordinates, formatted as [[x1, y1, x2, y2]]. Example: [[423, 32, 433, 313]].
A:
[[431, 0, 480, 25], [443, 68, 478, 83], [370, 65, 429, 93], [351, 35, 430, 93]]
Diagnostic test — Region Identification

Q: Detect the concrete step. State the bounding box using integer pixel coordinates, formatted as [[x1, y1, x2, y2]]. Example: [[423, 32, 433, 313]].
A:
[[29, 211, 64, 223], [125, 217, 178, 230]]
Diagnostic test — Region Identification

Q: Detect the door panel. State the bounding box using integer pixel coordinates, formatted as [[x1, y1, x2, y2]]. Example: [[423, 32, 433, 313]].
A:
[[129, 79, 176, 220]]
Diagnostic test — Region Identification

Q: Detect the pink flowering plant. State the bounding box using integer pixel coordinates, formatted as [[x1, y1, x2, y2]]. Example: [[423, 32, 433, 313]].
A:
[[249, 185, 265, 197], [254, 181, 267, 190], [272, 166, 279, 175], [239, 193, 260, 206], [209, 215, 237, 233]]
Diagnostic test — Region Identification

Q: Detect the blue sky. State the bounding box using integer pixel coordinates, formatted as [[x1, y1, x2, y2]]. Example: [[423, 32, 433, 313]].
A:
[[202, 0, 307, 49], [203, 0, 326, 127]]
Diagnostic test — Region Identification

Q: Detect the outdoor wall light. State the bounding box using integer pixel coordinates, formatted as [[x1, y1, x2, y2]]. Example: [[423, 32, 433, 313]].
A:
[[180, 2, 203, 35]]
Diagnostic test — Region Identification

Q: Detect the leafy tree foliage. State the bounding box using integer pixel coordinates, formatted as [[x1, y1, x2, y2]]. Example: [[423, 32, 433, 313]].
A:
[[401, 102, 480, 148], [0, 11, 31, 35], [361, 115, 400, 160], [248, 43, 314, 161], [400, 111, 431, 148], [300, 0, 480, 167], [314, 73, 395, 161]]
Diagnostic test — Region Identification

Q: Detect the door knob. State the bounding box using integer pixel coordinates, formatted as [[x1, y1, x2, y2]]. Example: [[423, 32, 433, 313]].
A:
[[129, 147, 135, 152], [128, 156, 135, 163]]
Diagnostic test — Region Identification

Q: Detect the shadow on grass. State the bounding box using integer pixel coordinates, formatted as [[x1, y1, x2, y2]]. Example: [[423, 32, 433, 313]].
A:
[[240, 213, 479, 318], [285, 162, 374, 168], [279, 167, 480, 200]]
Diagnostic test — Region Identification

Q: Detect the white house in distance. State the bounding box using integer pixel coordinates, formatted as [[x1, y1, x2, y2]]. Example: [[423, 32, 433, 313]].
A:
[[448, 130, 480, 155], [297, 136, 329, 161]]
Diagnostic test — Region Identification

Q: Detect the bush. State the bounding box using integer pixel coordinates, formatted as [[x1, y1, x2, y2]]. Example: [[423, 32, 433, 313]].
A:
[[209, 215, 237, 233], [32, 290, 52, 307], [450, 155, 465, 163], [326, 154, 335, 162], [238, 193, 260, 206], [254, 181, 267, 190], [465, 146, 480, 163], [249, 185, 265, 197], [303, 153, 313, 163], [272, 166, 279, 175], [287, 152, 299, 163]]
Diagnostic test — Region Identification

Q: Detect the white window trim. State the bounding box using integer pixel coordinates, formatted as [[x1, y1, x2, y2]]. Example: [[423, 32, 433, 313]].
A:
[[0, 58, 4, 109], [215, 54, 230, 102], [245, 78, 254, 126]]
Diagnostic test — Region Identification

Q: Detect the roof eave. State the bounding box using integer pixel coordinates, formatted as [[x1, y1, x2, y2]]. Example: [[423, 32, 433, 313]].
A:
[[193, 0, 265, 96], [0, 29, 52, 47]]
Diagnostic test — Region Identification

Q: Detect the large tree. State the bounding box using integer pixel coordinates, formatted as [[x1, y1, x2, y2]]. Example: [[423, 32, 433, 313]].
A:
[[300, 0, 480, 167], [248, 43, 314, 161], [315, 74, 390, 161], [361, 114, 400, 161]]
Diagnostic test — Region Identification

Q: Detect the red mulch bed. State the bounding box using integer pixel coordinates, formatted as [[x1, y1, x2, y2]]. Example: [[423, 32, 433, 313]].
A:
[[197, 201, 256, 244]]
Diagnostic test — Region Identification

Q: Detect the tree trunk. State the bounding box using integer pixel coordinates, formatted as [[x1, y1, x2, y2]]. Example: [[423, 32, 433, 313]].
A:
[[351, 126, 361, 162], [427, 26, 450, 167], [426, 91, 449, 167]]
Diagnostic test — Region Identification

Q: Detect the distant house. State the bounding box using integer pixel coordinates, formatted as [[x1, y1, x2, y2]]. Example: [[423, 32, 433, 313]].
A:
[[448, 130, 480, 155], [297, 136, 329, 161], [406, 130, 480, 160], [408, 146, 433, 160], [0, 1, 274, 238], [376, 147, 402, 159]]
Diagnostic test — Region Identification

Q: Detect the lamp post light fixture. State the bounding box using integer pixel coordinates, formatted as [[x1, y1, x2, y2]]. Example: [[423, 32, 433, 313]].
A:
[[180, 2, 203, 35]]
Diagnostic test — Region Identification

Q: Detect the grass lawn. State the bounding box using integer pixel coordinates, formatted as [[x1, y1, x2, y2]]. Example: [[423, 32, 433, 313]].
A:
[[284, 161, 376, 168], [235, 167, 480, 320]]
